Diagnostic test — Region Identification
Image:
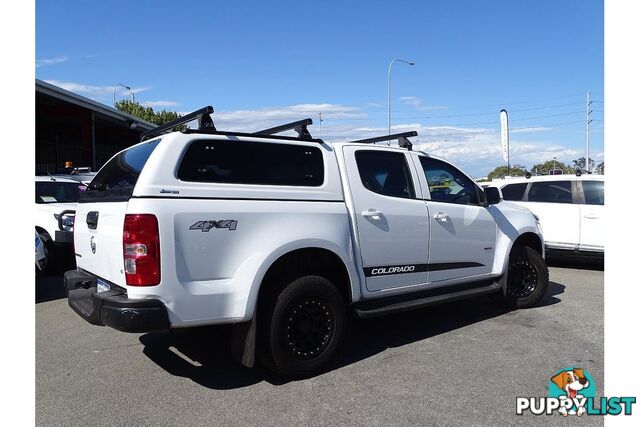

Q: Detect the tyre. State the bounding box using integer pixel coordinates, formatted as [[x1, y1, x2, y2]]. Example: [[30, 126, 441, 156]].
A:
[[260, 275, 346, 378], [496, 246, 549, 309]]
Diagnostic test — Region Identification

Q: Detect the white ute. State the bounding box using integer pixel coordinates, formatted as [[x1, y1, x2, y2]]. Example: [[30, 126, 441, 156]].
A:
[[36, 175, 85, 274], [66, 106, 549, 378]]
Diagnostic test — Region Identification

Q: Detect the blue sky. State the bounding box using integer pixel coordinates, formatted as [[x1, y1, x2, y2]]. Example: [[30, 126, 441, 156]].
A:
[[36, 0, 603, 176]]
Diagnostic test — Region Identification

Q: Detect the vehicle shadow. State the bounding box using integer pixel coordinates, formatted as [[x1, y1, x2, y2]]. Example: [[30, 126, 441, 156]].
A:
[[36, 275, 66, 303], [139, 281, 565, 389]]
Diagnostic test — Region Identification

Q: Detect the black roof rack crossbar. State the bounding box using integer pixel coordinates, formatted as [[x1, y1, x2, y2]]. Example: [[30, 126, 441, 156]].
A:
[[140, 106, 216, 141], [253, 118, 313, 140], [349, 131, 418, 150]]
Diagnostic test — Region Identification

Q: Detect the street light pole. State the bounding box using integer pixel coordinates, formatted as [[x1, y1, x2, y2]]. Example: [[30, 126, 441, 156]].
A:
[[113, 83, 132, 107], [387, 58, 415, 136]]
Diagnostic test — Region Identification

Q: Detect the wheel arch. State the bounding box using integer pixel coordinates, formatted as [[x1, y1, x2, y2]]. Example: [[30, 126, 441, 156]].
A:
[[257, 247, 354, 307], [35, 226, 51, 238], [511, 232, 543, 256]]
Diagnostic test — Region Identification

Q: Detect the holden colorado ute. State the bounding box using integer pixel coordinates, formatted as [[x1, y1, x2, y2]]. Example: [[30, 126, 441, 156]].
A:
[[66, 106, 548, 378]]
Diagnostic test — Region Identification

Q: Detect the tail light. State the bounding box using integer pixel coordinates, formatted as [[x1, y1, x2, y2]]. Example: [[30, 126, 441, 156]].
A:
[[123, 214, 160, 286]]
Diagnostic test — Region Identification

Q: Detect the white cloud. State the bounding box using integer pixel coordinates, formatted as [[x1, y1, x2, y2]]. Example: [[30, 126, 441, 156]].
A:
[[44, 80, 151, 98], [399, 96, 447, 111], [36, 56, 68, 68], [141, 100, 179, 108], [211, 103, 367, 132]]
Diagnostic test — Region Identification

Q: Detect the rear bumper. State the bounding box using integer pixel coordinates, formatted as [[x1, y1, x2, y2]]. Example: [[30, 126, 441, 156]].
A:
[[65, 269, 169, 333]]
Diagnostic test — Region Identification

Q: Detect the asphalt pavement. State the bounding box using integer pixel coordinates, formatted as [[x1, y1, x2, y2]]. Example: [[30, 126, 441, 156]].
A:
[[36, 262, 603, 426]]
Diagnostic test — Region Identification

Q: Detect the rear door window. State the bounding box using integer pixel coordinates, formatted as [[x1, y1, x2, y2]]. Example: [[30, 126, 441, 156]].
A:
[[82, 138, 161, 202], [177, 139, 324, 186], [527, 181, 573, 203], [354, 151, 415, 199], [582, 180, 604, 205], [501, 183, 528, 201]]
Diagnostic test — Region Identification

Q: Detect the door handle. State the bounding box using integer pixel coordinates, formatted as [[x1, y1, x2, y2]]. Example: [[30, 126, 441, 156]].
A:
[[86, 211, 99, 230], [433, 212, 449, 221], [583, 214, 599, 219], [362, 209, 383, 220]]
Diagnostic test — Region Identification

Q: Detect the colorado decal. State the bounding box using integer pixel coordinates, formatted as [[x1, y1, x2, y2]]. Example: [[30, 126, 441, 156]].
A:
[[363, 262, 483, 277]]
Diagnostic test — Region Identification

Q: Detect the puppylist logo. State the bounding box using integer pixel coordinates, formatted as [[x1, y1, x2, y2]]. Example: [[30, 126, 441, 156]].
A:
[[516, 367, 636, 416]]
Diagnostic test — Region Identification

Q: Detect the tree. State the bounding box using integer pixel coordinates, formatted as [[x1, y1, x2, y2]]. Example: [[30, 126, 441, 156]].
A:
[[595, 161, 604, 174], [572, 157, 596, 172], [487, 164, 527, 180], [115, 100, 183, 127], [531, 160, 574, 175]]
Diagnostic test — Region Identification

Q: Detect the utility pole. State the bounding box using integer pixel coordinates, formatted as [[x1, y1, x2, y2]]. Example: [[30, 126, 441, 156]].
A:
[[586, 91, 593, 172], [318, 112, 323, 138]]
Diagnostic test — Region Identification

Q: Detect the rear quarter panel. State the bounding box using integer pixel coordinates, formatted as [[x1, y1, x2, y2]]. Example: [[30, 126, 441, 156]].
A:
[[126, 198, 356, 326]]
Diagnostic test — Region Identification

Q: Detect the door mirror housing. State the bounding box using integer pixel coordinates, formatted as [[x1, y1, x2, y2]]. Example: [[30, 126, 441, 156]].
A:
[[485, 187, 502, 205]]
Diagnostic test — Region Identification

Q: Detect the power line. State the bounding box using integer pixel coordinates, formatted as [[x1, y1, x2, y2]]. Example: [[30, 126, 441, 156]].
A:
[[323, 120, 588, 142], [328, 110, 591, 128], [357, 101, 590, 119], [410, 93, 593, 111], [325, 102, 602, 123]]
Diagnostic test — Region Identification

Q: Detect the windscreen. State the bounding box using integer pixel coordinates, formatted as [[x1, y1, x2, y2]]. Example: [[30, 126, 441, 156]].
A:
[[81, 138, 161, 202]]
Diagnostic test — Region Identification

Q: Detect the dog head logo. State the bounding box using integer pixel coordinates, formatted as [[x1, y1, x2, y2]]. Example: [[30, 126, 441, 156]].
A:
[[549, 367, 596, 416], [551, 368, 589, 398]]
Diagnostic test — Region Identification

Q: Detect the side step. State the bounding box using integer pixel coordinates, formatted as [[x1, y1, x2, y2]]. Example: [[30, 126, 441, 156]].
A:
[[353, 280, 502, 318]]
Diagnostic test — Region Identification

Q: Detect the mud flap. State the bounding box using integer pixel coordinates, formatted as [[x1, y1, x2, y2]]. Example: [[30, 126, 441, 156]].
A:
[[230, 315, 257, 368], [498, 272, 508, 296]]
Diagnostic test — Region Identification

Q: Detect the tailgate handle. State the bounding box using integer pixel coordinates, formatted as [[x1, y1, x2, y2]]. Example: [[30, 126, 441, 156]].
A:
[[86, 211, 99, 230]]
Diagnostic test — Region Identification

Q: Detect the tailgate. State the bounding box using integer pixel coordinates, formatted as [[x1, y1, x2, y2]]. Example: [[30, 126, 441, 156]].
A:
[[74, 202, 129, 286], [73, 138, 162, 285]]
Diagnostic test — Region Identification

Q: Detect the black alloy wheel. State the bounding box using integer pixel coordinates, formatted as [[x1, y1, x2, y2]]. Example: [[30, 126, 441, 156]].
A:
[[284, 296, 335, 361]]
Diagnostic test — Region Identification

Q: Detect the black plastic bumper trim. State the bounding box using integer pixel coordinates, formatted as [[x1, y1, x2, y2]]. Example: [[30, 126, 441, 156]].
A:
[[65, 270, 169, 333]]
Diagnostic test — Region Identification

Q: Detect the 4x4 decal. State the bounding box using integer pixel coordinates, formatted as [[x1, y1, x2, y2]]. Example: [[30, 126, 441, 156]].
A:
[[189, 220, 238, 232]]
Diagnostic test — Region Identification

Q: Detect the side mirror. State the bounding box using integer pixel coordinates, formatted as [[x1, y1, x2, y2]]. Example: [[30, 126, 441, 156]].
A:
[[485, 187, 502, 205]]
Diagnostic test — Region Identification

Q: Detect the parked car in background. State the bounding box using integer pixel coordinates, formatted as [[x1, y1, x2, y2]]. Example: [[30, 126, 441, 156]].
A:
[[35, 231, 47, 275], [35, 175, 87, 274], [488, 174, 604, 257]]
